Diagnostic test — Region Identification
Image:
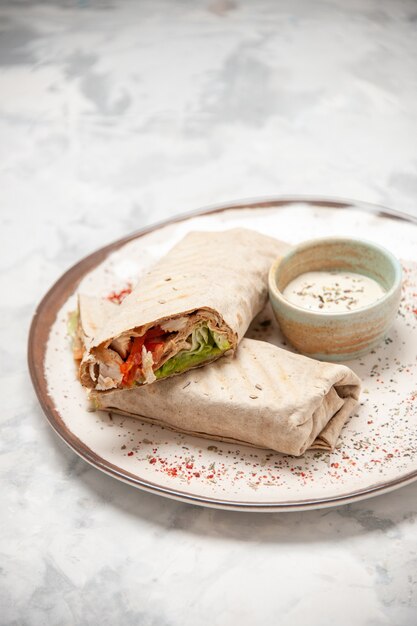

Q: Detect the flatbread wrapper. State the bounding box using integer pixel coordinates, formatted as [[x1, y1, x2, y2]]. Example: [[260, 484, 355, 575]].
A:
[[89, 336, 361, 457], [79, 228, 288, 391]]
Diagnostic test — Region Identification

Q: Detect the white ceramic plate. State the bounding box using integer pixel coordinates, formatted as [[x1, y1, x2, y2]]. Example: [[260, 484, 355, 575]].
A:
[[29, 197, 417, 511]]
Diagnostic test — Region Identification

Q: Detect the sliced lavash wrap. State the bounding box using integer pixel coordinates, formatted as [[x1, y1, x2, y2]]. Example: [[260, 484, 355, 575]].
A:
[[79, 298, 361, 456], [79, 229, 289, 391]]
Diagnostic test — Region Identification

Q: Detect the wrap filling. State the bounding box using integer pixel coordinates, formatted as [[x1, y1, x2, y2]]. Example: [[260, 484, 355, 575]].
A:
[[74, 311, 231, 390]]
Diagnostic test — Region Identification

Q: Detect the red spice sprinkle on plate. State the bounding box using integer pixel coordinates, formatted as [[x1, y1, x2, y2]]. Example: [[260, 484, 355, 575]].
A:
[[106, 282, 133, 304]]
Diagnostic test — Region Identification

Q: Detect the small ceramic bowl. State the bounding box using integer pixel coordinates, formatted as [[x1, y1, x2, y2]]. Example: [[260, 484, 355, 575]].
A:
[[268, 237, 402, 361]]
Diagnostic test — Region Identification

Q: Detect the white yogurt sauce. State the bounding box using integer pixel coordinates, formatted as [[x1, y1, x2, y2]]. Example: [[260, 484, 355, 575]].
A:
[[282, 271, 386, 313]]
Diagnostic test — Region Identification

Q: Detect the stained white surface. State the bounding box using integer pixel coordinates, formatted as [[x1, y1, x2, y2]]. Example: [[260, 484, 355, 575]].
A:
[[2, 1, 417, 625]]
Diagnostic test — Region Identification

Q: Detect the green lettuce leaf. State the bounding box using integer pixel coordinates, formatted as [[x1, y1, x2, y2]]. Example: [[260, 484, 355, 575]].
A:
[[67, 309, 79, 339], [154, 325, 230, 380]]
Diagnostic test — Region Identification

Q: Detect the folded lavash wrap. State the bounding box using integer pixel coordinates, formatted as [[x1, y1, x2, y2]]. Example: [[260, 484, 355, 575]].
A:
[[91, 340, 361, 456], [79, 228, 289, 391], [77, 297, 361, 457]]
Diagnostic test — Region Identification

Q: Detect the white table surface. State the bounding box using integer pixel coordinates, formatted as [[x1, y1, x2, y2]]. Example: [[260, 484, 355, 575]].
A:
[[1, 1, 417, 624]]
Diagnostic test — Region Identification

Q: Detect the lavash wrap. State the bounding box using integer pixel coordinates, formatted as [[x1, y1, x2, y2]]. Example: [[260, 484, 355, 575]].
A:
[[79, 228, 289, 389], [91, 338, 360, 456], [78, 296, 115, 352], [79, 296, 361, 456]]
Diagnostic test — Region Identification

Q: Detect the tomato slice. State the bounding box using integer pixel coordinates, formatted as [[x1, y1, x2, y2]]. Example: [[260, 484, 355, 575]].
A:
[[144, 325, 164, 340], [120, 327, 167, 386], [144, 340, 165, 365], [120, 336, 145, 386]]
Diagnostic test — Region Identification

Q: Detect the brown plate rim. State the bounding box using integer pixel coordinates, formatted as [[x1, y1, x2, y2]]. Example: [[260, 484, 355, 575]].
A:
[[28, 195, 417, 511]]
